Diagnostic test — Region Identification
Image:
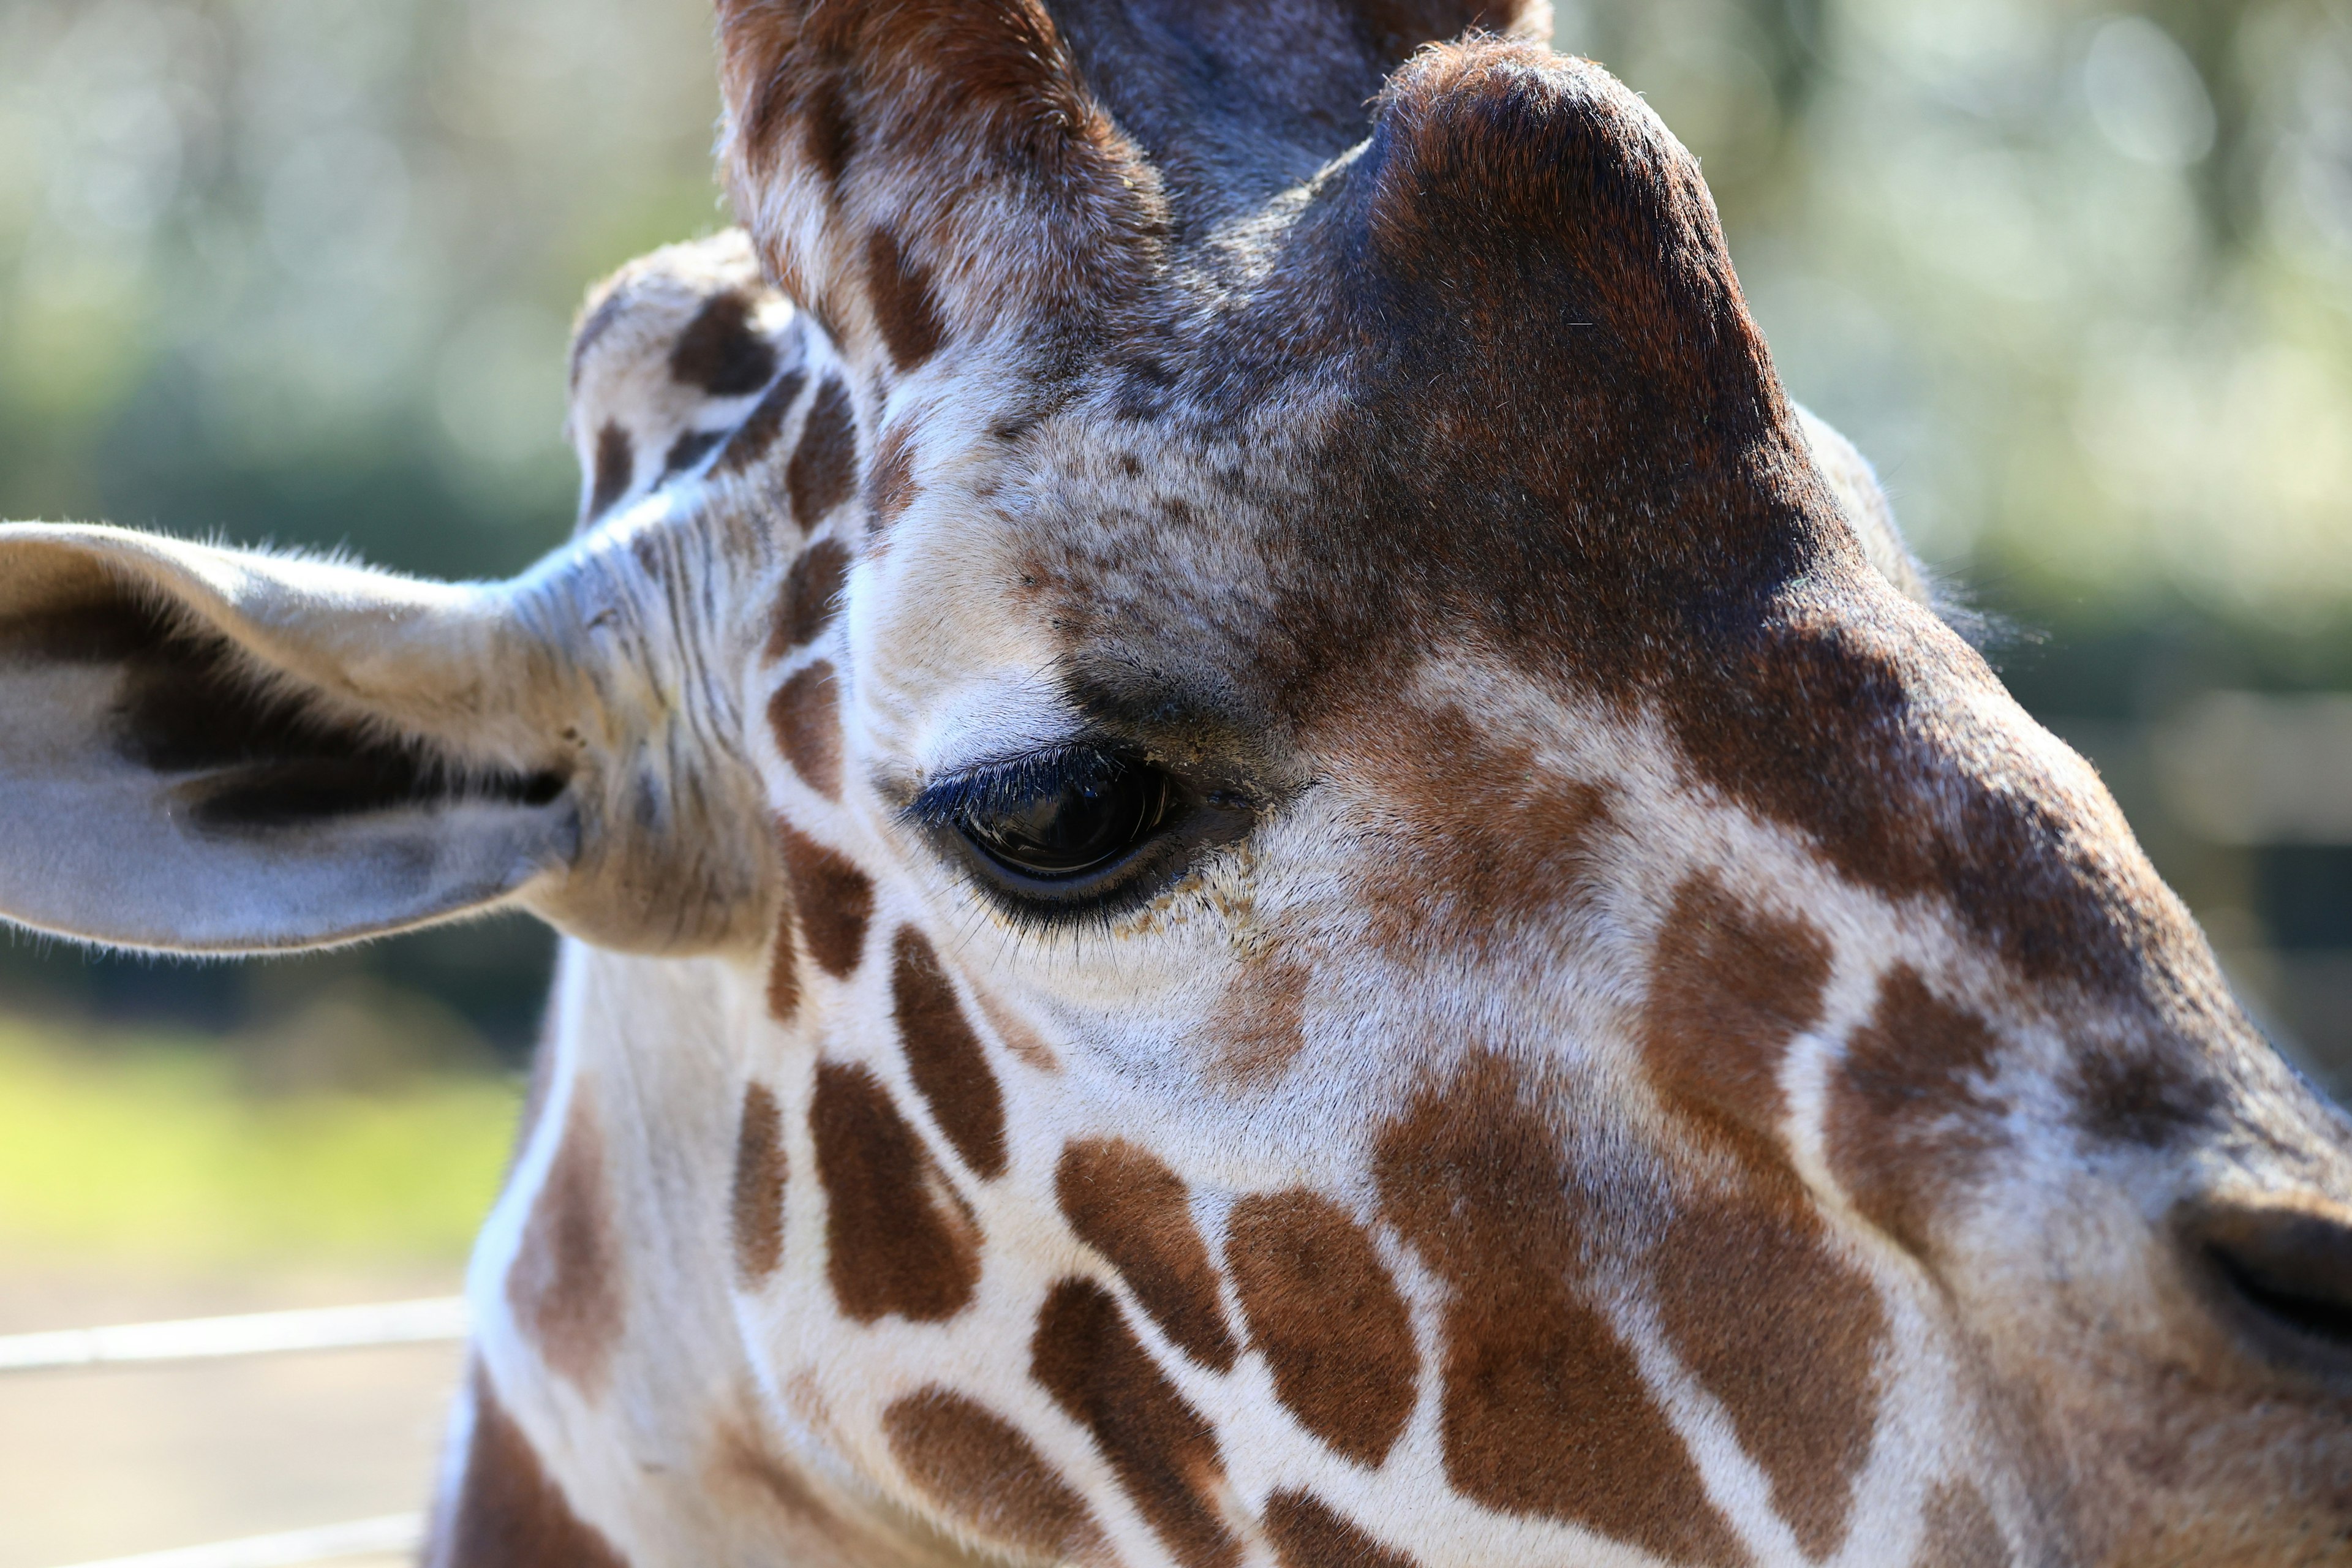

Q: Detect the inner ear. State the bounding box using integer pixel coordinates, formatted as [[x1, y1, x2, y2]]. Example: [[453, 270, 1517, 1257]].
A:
[[18, 587, 568, 834]]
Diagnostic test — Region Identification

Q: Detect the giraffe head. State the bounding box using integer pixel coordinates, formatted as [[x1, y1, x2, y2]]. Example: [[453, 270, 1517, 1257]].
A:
[[3, 4, 2349, 1565]]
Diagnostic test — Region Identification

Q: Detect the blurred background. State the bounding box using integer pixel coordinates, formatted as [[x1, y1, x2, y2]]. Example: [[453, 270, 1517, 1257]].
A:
[[0, 0, 2346, 1559]]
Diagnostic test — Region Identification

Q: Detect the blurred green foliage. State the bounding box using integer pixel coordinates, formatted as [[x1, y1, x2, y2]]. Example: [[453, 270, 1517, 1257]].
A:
[[0, 0, 2348, 1082]]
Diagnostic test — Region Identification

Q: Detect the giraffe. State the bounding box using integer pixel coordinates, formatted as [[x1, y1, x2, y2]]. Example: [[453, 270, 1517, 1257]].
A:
[[1, 2, 2348, 1565]]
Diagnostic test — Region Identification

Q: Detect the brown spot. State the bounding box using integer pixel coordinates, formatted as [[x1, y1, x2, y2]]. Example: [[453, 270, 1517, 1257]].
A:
[[717, 368, 809, 475], [1652, 1184, 1885, 1558], [507, 1090, 624, 1395], [866, 421, 920, 532], [803, 73, 856, 185], [731, 1082, 787, 1282], [811, 1060, 980, 1322], [1263, 1490, 1420, 1568], [1226, 1191, 1417, 1466], [1352, 707, 1613, 957], [767, 535, 853, 660], [1057, 1139, 1236, 1371], [1374, 1052, 1747, 1567], [668, 290, 778, 396], [778, 821, 873, 978], [1826, 967, 2006, 1259], [432, 1369, 630, 1568], [891, 927, 1008, 1180], [2068, 1044, 2219, 1150], [1031, 1276, 1240, 1568], [587, 422, 633, 519], [1642, 870, 1833, 1143], [883, 1386, 1109, 1559], [864, 227, 946, 371], [973, 984, 1061, 1072], [1204, 951, 1309, 1087], [1918, 1479, 2011, 1567], [660, 426, 726, 480], [786, 377, 857, 525], [769, 661, 843, 799], [766, 895, 801, 1022]]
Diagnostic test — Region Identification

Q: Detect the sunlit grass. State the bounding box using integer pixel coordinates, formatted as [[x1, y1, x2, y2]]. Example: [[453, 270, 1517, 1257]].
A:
[[0, 1016, 519, 1263]]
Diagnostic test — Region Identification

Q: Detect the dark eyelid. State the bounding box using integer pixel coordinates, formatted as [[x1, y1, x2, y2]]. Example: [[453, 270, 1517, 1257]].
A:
[[902, 742, 1121, 829]]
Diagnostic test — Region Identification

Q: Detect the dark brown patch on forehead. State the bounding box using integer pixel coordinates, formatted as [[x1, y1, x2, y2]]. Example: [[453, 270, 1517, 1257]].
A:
[[506, 1090, 624, 1395], [883, 1386, 1109, 1559], [587, 422, 633, 521], [1056, 1138, 1237, 1372], [778, 823, 873, 978], [1263, 1490, 1420, 1568], [668, 290, 778, 396], [892, 927, 1009, 1180], [1652, 1185, 1885, 1558], [731, 1082, 788, 1283], [770, 661, 844, 800], [866, 421, 920, 534], [718, 367, 809, 477], [812, 1060, 981, 1322], [2068, 1044, 2220, 1151], [1826, 966, 2006, 1259], [787, 377, 858, 526], [864, 228, 946, 372], [1203, 951, 1310, 1087], [435, 1369, 630, 1568], [1918, 1479, 2011, 1567], [1226, 1190, 1417, 1466], [1373, 1051, 1747, 1566], [1031, 1276, 1241, 1568], [769, 535, 852, 660], [1642, 871, 1833, 1144]]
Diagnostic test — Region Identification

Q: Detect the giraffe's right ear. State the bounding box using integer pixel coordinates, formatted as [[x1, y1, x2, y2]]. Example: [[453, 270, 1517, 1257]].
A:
[[0, 521, 771, 957]]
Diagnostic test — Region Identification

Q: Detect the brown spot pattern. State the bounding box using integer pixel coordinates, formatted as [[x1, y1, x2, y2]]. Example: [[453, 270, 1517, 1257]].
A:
[[731, 1082, 787, 1282], [506, 1091, 624, 1395], [769, 660, 844, 799], [1056, 1139, 1236, 1371], [1031, 1276, 1240, 1568], [1263, 1490, 1420, 1568], [718, 367, 809, 475], [811, 1060, 980, 1322], [1651, 1186, 1885, 1558], [766, 894, 801, 1022], [434, 1370, 630, 1568], [891, 927, 1008, 1180], [1226, 1191, 1417, 1466], [1641, 870, 1833, 1143], [865, 421, 919, 532], [1826, 966, 2006, 1259], [1918, 1480, 2011, 1567], [1204, 951, 1310, 1087], [864, 228, 946, 371], [587, 421, 633, 519], [786, 377, 856, 526], [1373, 1052, 1747, 1567], [2068, 1044, 2219, 1150], [883, 1386, 1108, 1559], [777, 822, 873, 978], [668, 289, 778, 395], [768, 535, 852, 658]]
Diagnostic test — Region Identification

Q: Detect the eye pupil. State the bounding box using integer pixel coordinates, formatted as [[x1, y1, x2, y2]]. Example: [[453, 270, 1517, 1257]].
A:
[[960, 754, 1167, 879]]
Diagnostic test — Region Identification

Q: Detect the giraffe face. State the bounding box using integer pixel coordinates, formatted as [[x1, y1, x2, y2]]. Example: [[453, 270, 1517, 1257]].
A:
[[708, 7, 2352, 1561]]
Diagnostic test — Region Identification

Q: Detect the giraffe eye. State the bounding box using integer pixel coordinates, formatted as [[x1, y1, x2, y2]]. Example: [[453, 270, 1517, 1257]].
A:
[[948, 748, 1175, 881]]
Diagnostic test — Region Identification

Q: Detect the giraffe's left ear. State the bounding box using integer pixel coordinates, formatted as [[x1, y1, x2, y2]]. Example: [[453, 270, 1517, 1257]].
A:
[[0, 521, 772, 956]]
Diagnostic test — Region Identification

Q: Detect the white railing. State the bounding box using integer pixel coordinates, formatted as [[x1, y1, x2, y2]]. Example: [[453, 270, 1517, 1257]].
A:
[[4, 1299, 469, 1568]]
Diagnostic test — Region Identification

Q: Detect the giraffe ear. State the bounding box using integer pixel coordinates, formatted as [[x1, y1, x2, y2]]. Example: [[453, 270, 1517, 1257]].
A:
[[714, 0, 1160, 377], [0, 521, 772, 957]]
